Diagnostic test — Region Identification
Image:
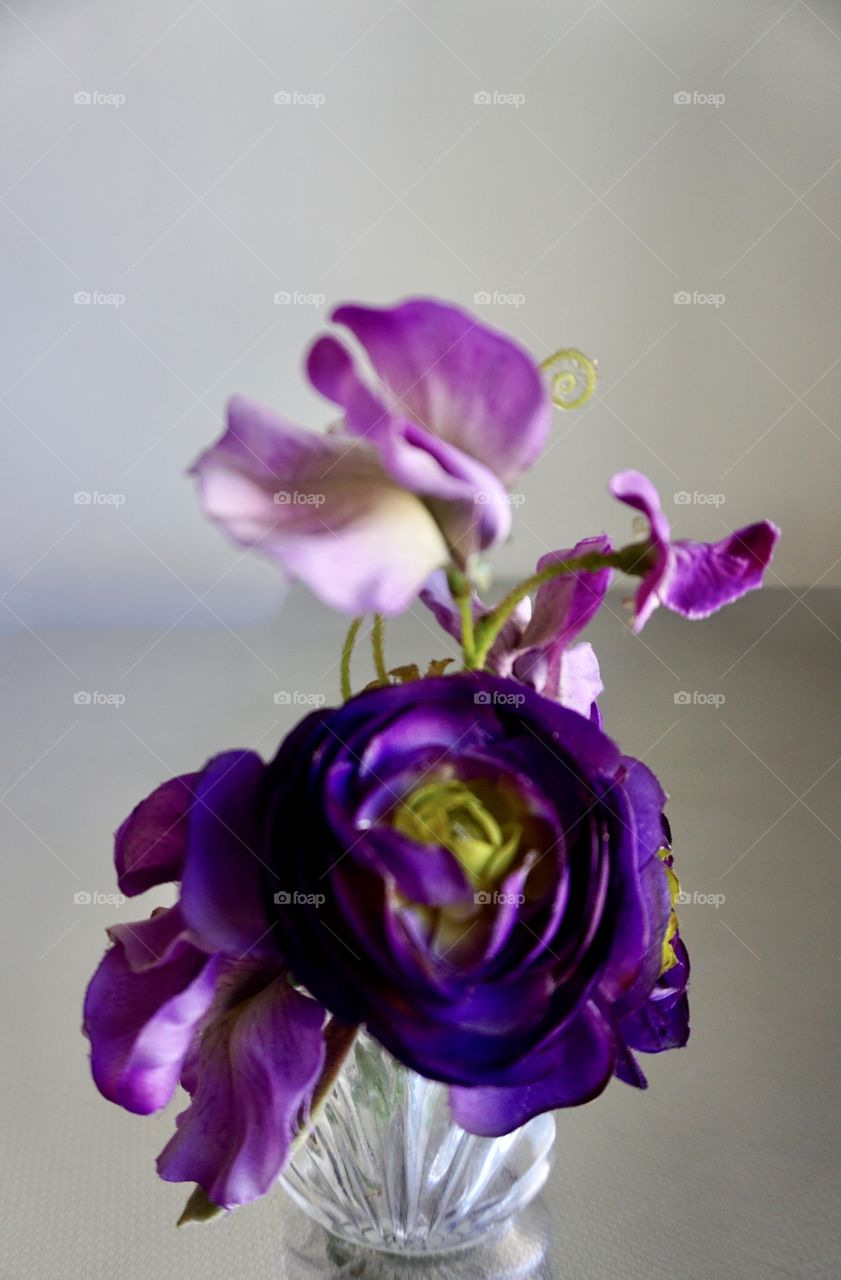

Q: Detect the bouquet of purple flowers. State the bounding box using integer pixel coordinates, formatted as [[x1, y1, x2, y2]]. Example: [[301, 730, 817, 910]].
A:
[[83, 298, 778, 1223]]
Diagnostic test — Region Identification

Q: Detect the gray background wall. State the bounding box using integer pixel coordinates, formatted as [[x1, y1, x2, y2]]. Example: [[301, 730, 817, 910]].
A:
[[3, 0, 840, 628]]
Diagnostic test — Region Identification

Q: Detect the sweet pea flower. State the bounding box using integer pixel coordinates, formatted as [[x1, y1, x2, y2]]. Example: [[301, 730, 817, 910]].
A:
[[610, 470, 779, 631], [421, 535, 612, 717], [82, 754, 335, 1211], [191, 299, 550, 615]]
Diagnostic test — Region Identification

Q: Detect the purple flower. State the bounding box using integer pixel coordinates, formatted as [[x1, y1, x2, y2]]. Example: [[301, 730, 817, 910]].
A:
[[83, 753, 330, 1210], [421, 536, 612, 717], [419, 537, 609, 721], [191, 299, 550, 615], [610, 470, 779, 631], [84, 674, 688, 1206], [267, 673, 687, 1134]]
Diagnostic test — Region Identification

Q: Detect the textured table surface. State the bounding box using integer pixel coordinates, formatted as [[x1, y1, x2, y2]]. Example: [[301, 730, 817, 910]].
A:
[[2, 588, 839, 1280]]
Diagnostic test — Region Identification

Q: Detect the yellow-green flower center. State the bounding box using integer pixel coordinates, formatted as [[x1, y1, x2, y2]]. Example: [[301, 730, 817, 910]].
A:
[[391, 778, 522, 888], [658, 848, 681, 974]]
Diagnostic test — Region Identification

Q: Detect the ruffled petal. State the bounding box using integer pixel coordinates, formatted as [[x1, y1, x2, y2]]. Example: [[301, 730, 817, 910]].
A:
[[192, 395, 447, 615], [114, 772, 200, 897], [156, 976, 326, 1208], [179, 751, 275, 960], [326, 299, 550, 486], [663, 521, 779, 619], [83, 927, 219, 1115], [309, 334, 511, 557], [448, 1002, 616, 1136]]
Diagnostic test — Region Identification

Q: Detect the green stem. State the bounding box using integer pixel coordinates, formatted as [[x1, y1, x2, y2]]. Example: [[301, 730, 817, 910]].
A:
[[447, 568, 476, 668], [371, 614, 388, 684], [473, 550, 625, 670], [340, 616, 364, 702]]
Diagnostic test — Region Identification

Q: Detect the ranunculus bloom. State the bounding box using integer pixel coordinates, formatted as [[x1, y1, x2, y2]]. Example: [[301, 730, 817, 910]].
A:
[[610, 470, 779, 631], [267, 673, 688, 1134], [191, 299, 550, 615], [84, 674, 688, 1208], [421, 535, 612, 717]]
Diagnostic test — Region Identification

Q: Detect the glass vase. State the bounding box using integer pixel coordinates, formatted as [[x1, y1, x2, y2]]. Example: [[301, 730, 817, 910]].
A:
[[280, 1031, 556, 1256]]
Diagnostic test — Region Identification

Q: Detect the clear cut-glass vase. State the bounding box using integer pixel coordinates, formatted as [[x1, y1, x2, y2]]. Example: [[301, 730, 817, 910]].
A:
[[279, 1031, 556, 1256]]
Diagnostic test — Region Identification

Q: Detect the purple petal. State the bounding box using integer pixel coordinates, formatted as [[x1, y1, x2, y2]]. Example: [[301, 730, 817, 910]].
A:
[[83, 928, 219, 1115], [522, 536, 613, 653], [156, 977, 325, 1208], [609, 470, 671, 549], [556, 641, 603, 716], [192, 395, 447, 615], [663, 521, 779, 619], [179, 751, 276, 960], [326, 299, 550, 486], [448, 1002, 616, 1135], [114, 772, 200, 897], [309, 335, 511, 557]]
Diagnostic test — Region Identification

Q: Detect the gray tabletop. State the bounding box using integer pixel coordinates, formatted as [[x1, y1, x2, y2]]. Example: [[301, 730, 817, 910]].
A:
[[2, 587, 839, 1280]]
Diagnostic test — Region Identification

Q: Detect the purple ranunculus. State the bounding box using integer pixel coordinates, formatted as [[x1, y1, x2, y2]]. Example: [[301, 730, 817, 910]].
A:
[[267, 672, 687, 1134], [610, 470, 779, 631], [84, 673, 688, 1207], [191, 299, 550, 615], [421, 535, 613, 717]]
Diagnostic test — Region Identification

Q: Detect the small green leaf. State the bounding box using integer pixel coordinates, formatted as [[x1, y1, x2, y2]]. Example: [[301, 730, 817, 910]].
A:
[[177, 1185, 224, 1227]]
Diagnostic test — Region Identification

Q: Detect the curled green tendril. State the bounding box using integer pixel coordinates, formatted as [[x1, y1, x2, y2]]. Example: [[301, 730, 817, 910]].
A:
[[541, 348, 597, 410]]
